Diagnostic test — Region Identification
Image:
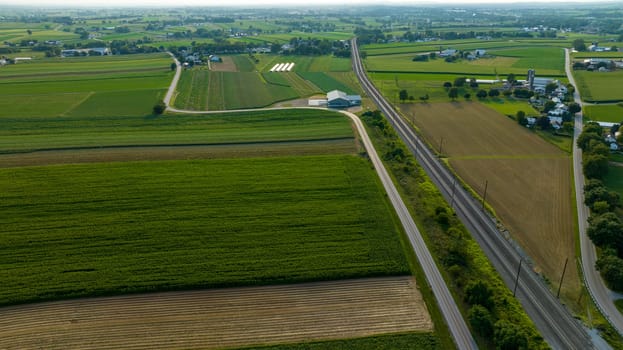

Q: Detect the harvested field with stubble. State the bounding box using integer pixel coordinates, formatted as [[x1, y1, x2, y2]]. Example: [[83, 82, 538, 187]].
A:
[[403, 102, 580, 299], [0, 276, 432, 350]]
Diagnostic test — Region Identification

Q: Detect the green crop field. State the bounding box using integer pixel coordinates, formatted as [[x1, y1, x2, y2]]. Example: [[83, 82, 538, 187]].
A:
[[0, 53, 173, 117], [232, 55, 256, 72], [174, 70, 298, 110], [222, 71, 298, 109], [0, 109, 353, 154], [574, 70, 623, 102], [583, 104, 623, 123], [0, 155, 409, 306], [298, 72, 356, 94], [244, 333, 440, 350], [261, 55, 351, 73], [173, 69, 210, 110], [488, 47, 565, 73]]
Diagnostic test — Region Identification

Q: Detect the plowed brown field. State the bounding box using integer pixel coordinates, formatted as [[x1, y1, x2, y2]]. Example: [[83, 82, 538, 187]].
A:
[[403, 102, 580, 300], [0, 276, 431, 350]]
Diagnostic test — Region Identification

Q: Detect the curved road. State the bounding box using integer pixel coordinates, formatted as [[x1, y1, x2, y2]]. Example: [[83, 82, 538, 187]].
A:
[[567, 48, 623, 336], [351, 38, 594, 349], [164, 53, 477, 349]]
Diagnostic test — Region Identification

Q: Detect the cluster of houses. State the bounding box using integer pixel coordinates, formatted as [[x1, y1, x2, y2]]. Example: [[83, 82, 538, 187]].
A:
[[438, 48, 486, 60], [61, 47, 110, 57], [180, 49, 222, 66], [578, 58, 623, 72]]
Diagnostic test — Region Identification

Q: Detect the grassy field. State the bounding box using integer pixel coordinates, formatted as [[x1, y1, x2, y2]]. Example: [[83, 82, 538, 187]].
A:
[[402, 102, 581, 301], [0, 155, 410, 306], [583, 104, 623, 123], [245, 333, 440, 350], [0, 109, 354, 154], [603, 165, 623, 194], [574, 70, 623, 102], [0, 53, 173, 117], [361, 39, 569, 57], [363, 43, 565, 76], [298, 72, 356, 94]]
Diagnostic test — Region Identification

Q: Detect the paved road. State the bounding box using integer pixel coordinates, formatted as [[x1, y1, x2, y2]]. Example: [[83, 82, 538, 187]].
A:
[[566, 48, 623, 337], [163, 53, 477, 350], [351, 38, 594, 349]]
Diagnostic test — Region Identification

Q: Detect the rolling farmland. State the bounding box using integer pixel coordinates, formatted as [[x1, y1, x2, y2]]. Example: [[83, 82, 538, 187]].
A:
[[0, 109, 354, 154], [403, 102, 580, 300], [0, 155, 411, 306], [0, 277, 432, 350], [0, 53, 172, 118]]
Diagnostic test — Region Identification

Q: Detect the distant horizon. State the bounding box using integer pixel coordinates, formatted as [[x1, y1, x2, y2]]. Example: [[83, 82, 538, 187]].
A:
[[0, 0, 616, 8]]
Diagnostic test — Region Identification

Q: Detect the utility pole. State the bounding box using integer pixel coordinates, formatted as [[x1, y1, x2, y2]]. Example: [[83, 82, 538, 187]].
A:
[[557, 257, 569, 298], [513, 257, 523, 297], [481, 180, 488, 210], [438, 136, 444, 156]]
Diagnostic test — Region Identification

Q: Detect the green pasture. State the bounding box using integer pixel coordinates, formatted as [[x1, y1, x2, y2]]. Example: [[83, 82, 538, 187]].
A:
[[0, 53, 173, 117], [583, 104, 623, 123], [488, 46, 565, 73], [0, 109, 353, 153], [365, 50, 563, 76], [298, 72, 356, 94], [0, 155, 409, 306], [222, 71, 297, 109], [572, 51, 623, 59], [480, 98, 540, 116], [232, 55, 256, 72], [603, 164, 623, 194], [261, 55, 351, 73], [361, 39, 569, 57], [369, 72, 505, 103], [0, 53, 171, 76], [574, 70, 623, 102]]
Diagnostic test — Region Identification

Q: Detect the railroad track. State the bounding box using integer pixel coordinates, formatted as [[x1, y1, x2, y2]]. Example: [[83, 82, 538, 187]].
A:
[[351, 38, 594, 349]]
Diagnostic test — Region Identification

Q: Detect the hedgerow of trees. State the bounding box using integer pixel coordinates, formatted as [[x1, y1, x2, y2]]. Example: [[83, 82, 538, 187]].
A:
[[579, 123, 623, 291]]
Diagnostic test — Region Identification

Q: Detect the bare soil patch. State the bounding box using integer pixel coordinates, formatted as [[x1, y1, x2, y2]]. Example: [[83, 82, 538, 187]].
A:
[[0, 276, 432, 350], [210, 56, 237, 72], [403, 102, 580, 300], [0, 140, 357, 168]]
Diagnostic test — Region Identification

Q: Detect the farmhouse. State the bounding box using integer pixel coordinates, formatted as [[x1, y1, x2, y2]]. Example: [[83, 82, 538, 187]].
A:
[[327, 90, 361, 108], [439, 49, 457, 57]]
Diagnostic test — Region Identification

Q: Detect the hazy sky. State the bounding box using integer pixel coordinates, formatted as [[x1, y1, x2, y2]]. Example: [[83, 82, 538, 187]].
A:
[[0, 0, 609, 7]]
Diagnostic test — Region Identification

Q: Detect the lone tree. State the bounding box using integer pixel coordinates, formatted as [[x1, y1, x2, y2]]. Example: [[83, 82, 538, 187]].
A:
[[448, 87, 459, 101], [573, 38, 587, 52], [170, 62, 177, 71], [443, 81, 452, 89], [506, 73, 516, 86], [153, 100, 167, 115], [27, 29, 32, 35], [476, 89, 488, 99], [399, 89, 408, 102], [568, 102, 581, 114]]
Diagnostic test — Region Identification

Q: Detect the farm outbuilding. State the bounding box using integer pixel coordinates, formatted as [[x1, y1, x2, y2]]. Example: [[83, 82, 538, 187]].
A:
[[327, 90, 361, 109]]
